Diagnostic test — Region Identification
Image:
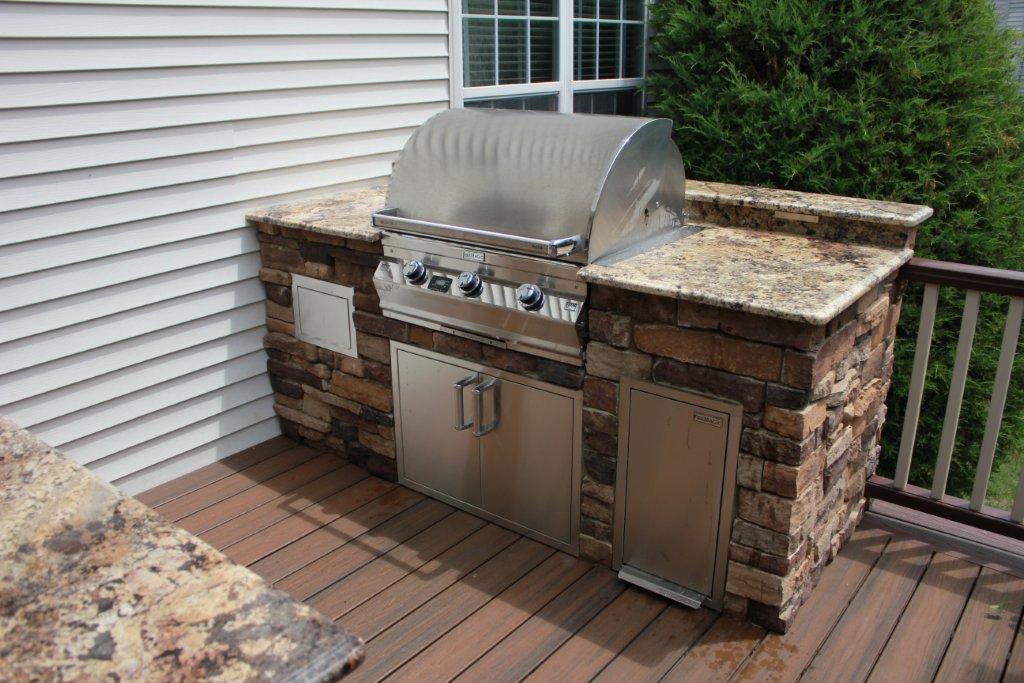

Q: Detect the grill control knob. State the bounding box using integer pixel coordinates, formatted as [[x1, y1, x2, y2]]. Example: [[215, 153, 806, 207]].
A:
[[457, 271, 484, 297], [516, 284, 545, 311], [402, 260, 428, 285]]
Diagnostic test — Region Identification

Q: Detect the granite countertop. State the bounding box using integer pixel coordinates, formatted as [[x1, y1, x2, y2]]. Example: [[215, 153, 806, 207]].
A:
[[247, 185, 387, 242], [0, 417, 364, 681], [687, 180, 933, 228], [579, 224, 913, 325], [246, 180, 928, 325]]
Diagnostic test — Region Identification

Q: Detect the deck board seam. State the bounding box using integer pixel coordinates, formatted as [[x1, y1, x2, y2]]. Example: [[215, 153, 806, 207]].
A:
[[791, 531, 896, 681]]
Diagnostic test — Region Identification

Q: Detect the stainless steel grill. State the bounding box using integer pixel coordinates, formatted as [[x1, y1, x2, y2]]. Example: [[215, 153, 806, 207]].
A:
[[372, 108, 690, 364]]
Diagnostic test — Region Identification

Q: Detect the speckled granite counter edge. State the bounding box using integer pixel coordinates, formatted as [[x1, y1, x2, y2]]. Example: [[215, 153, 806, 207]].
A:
[[687, 180, 933, 228], [579, 241, 914, 326], [246, 185, 387, 243], [0, 417, 365, 681]]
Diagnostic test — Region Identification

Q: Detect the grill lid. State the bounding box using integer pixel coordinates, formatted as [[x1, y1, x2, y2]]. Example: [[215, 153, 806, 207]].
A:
[[374, 108, 688, 264]]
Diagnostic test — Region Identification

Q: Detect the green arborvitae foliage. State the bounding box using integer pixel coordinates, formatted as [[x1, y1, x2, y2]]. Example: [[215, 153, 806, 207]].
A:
[[648, 0, 1024, 499]]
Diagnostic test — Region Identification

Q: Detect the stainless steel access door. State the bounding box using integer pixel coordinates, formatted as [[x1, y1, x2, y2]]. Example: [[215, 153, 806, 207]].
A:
[[394, 348, 481, 506], [392, 343, 582, 553], [613, 379, 742, 609], [479, 377, 575, 545]]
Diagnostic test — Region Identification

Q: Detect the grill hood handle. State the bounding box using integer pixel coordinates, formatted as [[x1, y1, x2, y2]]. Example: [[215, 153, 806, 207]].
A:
[[372, 208, 583, 259]]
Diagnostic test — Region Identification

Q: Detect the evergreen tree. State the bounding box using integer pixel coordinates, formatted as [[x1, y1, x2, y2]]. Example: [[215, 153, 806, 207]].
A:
[[648, 0, 1024, 498]]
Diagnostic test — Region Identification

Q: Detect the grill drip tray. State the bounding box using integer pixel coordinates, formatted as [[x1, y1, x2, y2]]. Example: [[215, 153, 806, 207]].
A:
[[617, 565, 705, 609]]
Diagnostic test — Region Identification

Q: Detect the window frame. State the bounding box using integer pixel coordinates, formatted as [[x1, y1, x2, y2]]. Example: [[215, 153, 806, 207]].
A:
[[448, 0, 647, 113]]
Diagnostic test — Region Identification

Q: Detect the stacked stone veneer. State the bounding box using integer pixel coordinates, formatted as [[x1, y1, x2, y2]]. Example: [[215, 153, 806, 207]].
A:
[[581, 279, 903, 632], [253, 212, 905, 634]]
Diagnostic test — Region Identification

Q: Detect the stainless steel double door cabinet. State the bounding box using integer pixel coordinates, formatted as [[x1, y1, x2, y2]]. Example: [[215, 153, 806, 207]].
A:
[[391, 343, 582, 553]]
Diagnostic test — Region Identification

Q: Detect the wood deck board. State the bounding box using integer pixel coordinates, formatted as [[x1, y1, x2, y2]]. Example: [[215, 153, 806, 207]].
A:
[[198, 464, 368, 550], [934, 566, 1024, 682], [134, 435, 292, 508], [454, 565, 626, 682], [734, 526, 892, 682], [349, 539, 555, 682], [309, 511, 486, 622], [272, 495, 444, 598], [177, 453, 344, 535], [153, 445, 316, 522], [140, 438, 1024, 683], [867, 554, 979, 682], [221, 476, 395, 566], [388, 552, 592, 682], [800, 536, 933, 681]]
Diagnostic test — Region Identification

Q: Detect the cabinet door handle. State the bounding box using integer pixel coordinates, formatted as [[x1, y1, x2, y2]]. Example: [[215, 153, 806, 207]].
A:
[[473, 378, 500, 437], [453, 373, 479, 431]]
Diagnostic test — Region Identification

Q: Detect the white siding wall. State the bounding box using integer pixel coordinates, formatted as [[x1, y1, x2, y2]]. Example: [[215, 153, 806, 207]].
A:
[[0, 0, 450, 494]]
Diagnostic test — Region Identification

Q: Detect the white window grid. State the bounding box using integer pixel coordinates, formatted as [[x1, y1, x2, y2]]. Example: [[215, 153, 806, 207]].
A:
[[449, 0, 647, 113]]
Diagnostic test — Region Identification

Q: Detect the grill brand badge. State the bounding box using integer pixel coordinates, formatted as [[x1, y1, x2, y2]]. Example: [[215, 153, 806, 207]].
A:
[[693, 411, 724, 428], [463, 249, 485, 263]]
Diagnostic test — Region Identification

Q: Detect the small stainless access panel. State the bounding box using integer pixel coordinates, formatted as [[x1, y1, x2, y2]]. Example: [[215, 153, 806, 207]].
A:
[[613, 379, 742, 610]]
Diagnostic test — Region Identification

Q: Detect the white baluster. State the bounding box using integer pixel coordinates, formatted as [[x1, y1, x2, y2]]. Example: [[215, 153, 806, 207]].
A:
[[894, 283, 940, 490], [931, 289, 981, 499], [970, 297, 1023, 511]]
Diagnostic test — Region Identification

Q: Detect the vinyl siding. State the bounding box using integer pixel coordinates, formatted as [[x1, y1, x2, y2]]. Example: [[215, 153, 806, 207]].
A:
[[0, 0, 450, 494], [994, 0, 1024, 80]]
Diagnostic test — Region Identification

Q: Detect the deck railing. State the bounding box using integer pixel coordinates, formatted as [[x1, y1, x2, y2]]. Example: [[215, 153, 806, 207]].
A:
[[866, 257, 1024, 540]]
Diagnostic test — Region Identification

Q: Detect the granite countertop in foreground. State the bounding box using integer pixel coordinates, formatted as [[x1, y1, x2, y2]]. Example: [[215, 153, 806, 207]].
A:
[[0, 416, 363, 681], [580, 224, 913, 325]]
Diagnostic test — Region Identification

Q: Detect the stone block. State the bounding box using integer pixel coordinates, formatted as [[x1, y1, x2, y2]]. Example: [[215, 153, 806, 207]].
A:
[[267, 358, 325, 389], [266, 300, 294, 323], [736, 453, 764, 491], [741, 428, 821, 466], [356, 332, 391, 364], [353, 311, 410, 342], [260, 243, 304, 271], [590, 285, 676, 323], [409, 325, 434, 348], [535, 359, 585, 389], [270, 376, 303, 400], [433, 332, 483, 361], [584, 430, 617, 457], [780, 320, 856, 389], [274, 404, 329, 433], [634, 325, 782, 381], [259, 267, 291, 286], [763, 401, 826, 440], [586, 342, 652, 381], [583, 450, 616, 486], [302, 385, 363, 414], [763, 447, 824, 498], [738, 487, 815, 535], [651, 359, 766, 413], [303, 262, 333, 280], [264, 332, 318, 363], [274, 392, 302, 411], [677, 301, 825, 351], [583, 376, 619, 414], [725, 561, 800, 607], [581, 517, 613, 543], [581, 495, 613, 524], [732, 518, 799, 556], [581, 476, 614, 505], [266, 318, 296, 336], [583, 408, 618, 437], [579, 534, 613, 565], [330, 372, 393, 412], [765, 383, 810, 410], [589, 310, 633, 348], [481, 346, 538, 374], [301, 394, 331, 423], [358, 428, 396, 458]]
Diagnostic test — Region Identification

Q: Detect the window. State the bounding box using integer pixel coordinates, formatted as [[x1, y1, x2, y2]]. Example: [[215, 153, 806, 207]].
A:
[[451, 0, 646, 115]]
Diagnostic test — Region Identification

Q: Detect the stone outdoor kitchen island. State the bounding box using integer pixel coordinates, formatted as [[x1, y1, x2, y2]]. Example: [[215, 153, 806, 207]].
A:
[[247, 180, 931, 633]]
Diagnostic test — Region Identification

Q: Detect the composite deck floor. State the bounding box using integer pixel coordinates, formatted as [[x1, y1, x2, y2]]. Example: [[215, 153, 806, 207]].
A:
[[138, 437, 1024, 682]]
